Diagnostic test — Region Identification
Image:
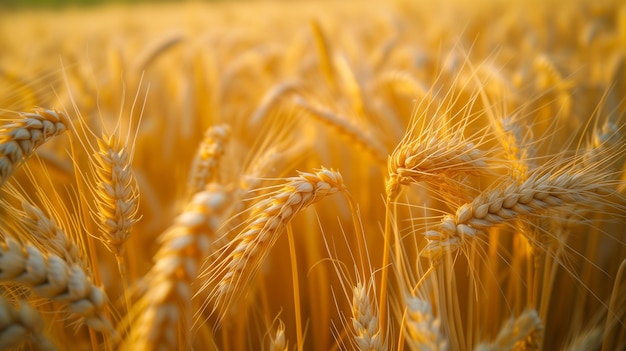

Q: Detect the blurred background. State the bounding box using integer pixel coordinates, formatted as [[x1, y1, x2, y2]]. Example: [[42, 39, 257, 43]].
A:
[[1, 0, 225, 9]]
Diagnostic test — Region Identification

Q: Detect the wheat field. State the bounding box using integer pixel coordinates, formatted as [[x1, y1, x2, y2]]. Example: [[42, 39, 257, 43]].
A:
[[0, 0, 625, 350]]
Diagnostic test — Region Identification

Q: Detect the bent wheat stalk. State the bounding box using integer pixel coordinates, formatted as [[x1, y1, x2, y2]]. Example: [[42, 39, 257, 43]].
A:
[[0, 237, 112, 332], [0, 108, 68, 187], [204, 168, 346, 320]]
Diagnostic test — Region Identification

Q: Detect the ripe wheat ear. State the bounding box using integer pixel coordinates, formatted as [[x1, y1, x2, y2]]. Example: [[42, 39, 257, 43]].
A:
[[201, 168, 346, 322], [0, 295, 55, 350], [0, 108, 68, 187], [0, 237, 113, 332], [127, 183, 233, 351], [423, 168, 623, 258], [92, 133, 140, 257], [351, 280, 385, 351]]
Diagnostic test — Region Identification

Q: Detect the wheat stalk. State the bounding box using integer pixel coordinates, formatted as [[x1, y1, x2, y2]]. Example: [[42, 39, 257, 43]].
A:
[[352, 281, 385, 351], [204, 168, 346, 320], [130, 183, 232, 350], [0, 237, 112, 332], [405, 296, 447, 351], [0, 108, 68, 187], [475, 310, 543, 351], [0, 295, 56, 350]]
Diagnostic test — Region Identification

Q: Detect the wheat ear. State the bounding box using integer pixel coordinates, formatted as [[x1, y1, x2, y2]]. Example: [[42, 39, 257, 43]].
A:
[[294, 97, 388, 163], [0, 237, 112, 332], [387, 133, 486, 197], [474, 310, 543, 351], [0, 108, 68, 186], [269, 319, 288, 351], [130, 183, 232, 351], [21, 202, 86, 269], [92, 134, 140, 257], [351, 280, 385, 351], [187, 124, 230, 195], [0, 295, 55, 350], [422, 170, 620, 258], [206, 168, 345, 320], [405, 297, 447, 351]]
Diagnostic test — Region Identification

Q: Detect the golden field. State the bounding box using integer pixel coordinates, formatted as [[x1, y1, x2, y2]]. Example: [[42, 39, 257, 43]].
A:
[[0, 0, 625, 350]]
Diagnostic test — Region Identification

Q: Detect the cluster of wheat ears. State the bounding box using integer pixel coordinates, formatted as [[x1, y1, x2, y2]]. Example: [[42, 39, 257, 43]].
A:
[[0, 0, 625, 350]]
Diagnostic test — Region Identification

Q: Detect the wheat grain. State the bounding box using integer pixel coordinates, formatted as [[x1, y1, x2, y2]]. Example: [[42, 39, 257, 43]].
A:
[[0, 108, 68, 187], [0, 295, 56, 350], [0, 237, 112, 332]]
